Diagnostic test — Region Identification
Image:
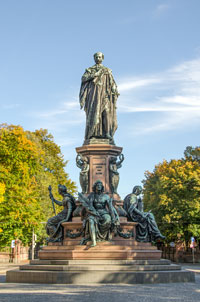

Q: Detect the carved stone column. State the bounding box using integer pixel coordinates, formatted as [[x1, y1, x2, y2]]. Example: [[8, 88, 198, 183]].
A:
[[76, 144, 122, 197]]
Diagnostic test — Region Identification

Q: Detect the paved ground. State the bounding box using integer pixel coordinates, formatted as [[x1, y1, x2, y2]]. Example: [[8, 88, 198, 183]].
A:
[[0, 263, 200, 302]]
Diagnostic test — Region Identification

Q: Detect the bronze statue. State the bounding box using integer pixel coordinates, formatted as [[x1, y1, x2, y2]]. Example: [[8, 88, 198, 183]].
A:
[[76, 154, 89, 194], [109, 154, 124, 194], [46, 185, 76, 242], [79, 52, 119, 143], [123, 186, 165, 242], [78, 180, 120, 247]]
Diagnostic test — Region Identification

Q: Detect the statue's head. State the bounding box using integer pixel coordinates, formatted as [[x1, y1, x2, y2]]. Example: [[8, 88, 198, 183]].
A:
[[94, 52, 104, 64], [82, 156, 88, 163], [92, 180, 104, 193], [58, 184, 67, 195], [110, 156, 117, 163], [132, 185, 142, 195]]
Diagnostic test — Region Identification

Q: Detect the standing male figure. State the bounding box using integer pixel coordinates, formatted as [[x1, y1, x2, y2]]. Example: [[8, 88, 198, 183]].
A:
[[79, 52, 119, 143]]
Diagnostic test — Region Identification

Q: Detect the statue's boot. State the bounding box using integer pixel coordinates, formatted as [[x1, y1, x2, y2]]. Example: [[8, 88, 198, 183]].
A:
[[155, 233, 165, 240], [91, 232, 97, 247], [89, 222, 97, 247], [105, 133, 112, 140]]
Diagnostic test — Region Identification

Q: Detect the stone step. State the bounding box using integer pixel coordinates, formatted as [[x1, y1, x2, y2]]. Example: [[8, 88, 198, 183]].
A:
[[111, 240, 153, 246], [19, 264, 181, 272], [6, 269, 195, 284], [53, 241, 154, 247], [38, 249, 162, 260], [42, 245, 157, 251], [30, 259, 171, 265]]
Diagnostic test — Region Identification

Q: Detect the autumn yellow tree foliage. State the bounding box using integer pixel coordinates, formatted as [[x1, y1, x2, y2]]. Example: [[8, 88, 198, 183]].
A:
[[143, 149, 200, 243], [0, 183, 5, 203], [0, 124, 76, 248]]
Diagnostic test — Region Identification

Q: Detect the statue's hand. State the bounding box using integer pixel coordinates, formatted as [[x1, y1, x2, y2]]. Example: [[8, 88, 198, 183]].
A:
[[119, 154, 124, 161], [94, 70, 102, 77], [140, 213, 147, 222], [111, 87, 116, 93], [112, 218, 120, 226], [49, 192, 54, 199]]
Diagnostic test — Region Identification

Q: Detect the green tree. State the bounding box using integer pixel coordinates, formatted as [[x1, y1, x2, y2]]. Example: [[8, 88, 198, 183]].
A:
[[29, 128, 76, 216], [142, 147, 200, 244], [0, 124, 76, 248], [184, 146, 200, 161]]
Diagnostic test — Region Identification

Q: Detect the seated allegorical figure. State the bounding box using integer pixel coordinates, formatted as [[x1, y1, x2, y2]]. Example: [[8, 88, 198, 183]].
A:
[[123, 186, 165, 242], [78, 180, 120, 247], [46, 185, 76, 242]]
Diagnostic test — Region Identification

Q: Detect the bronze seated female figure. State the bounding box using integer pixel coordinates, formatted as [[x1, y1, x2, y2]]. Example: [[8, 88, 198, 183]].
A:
[[123, 186, 165, 242], [78, 180, 120, 247], [46, 185, 76, 242]]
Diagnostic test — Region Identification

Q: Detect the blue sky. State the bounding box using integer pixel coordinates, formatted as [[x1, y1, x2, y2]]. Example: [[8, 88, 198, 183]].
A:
[[0, 0, 200, 198]]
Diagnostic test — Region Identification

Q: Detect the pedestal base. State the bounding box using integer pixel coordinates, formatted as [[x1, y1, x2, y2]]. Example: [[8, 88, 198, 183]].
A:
[[6, 219, 195, 284], [76, 144, 122, 195], [6, 259, 195, 284]]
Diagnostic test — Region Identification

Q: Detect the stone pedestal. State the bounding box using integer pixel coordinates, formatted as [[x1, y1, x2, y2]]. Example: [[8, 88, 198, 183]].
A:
[[6, 217, 195, 284], [76, 144, 122, 196], [37, 218, 162, 261]]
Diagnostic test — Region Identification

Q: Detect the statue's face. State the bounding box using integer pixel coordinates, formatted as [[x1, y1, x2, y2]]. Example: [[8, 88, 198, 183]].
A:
[[94, 53, 103, 64], [133, 186, 142, 195], [135, 188, 139, 195], [58, 186, 66, 195], [96, 182, 103, 191]]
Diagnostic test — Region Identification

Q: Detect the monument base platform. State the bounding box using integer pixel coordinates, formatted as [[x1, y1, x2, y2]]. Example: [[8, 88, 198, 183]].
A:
[[38, 241, 162, 260], [6, 219, 196, 284], [6, 259, 195, 284], [6, 241, 195, 284]]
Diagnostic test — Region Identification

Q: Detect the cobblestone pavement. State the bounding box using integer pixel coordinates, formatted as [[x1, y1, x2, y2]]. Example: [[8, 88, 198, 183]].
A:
[[0, 263, 200, 302]]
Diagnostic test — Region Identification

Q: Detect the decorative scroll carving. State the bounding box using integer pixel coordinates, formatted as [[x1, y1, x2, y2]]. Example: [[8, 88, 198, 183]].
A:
[[66, 229, 83, 238], [116, 227, 134, 239]]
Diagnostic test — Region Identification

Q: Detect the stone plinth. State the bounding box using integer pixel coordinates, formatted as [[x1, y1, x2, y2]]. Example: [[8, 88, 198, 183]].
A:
[[6, 259, 195, 284], [76, 144, 122, 195], [6, 216, 196, 284], [61, 217, 138, 247], [38, 218, 162, 261]]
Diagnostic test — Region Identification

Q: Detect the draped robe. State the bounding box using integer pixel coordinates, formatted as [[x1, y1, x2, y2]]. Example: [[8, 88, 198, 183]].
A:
[[79, 64, 118, 140], [124, 193, 164, 242]]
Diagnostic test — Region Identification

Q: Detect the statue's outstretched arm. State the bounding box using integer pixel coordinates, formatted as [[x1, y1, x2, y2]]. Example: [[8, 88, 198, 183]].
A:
[[116, 154, 124, 168], [76, 155, 83, 169], [53, 199, 63, 206]]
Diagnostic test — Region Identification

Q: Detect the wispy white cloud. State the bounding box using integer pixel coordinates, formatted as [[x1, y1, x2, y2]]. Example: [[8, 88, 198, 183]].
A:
[[118, 78, 161, 92], [154, 3, 170, 17], [39, 100, 79, 118], [117, 57, 200, 135], [120, 16, 137, 25], [55, 138, 78, 147], [30, 95, 85, 139], [2, 103, 20, 109]]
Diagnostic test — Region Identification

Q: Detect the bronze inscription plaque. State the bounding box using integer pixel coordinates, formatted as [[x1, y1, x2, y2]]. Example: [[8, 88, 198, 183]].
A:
[[92, 157, 106, 186]]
